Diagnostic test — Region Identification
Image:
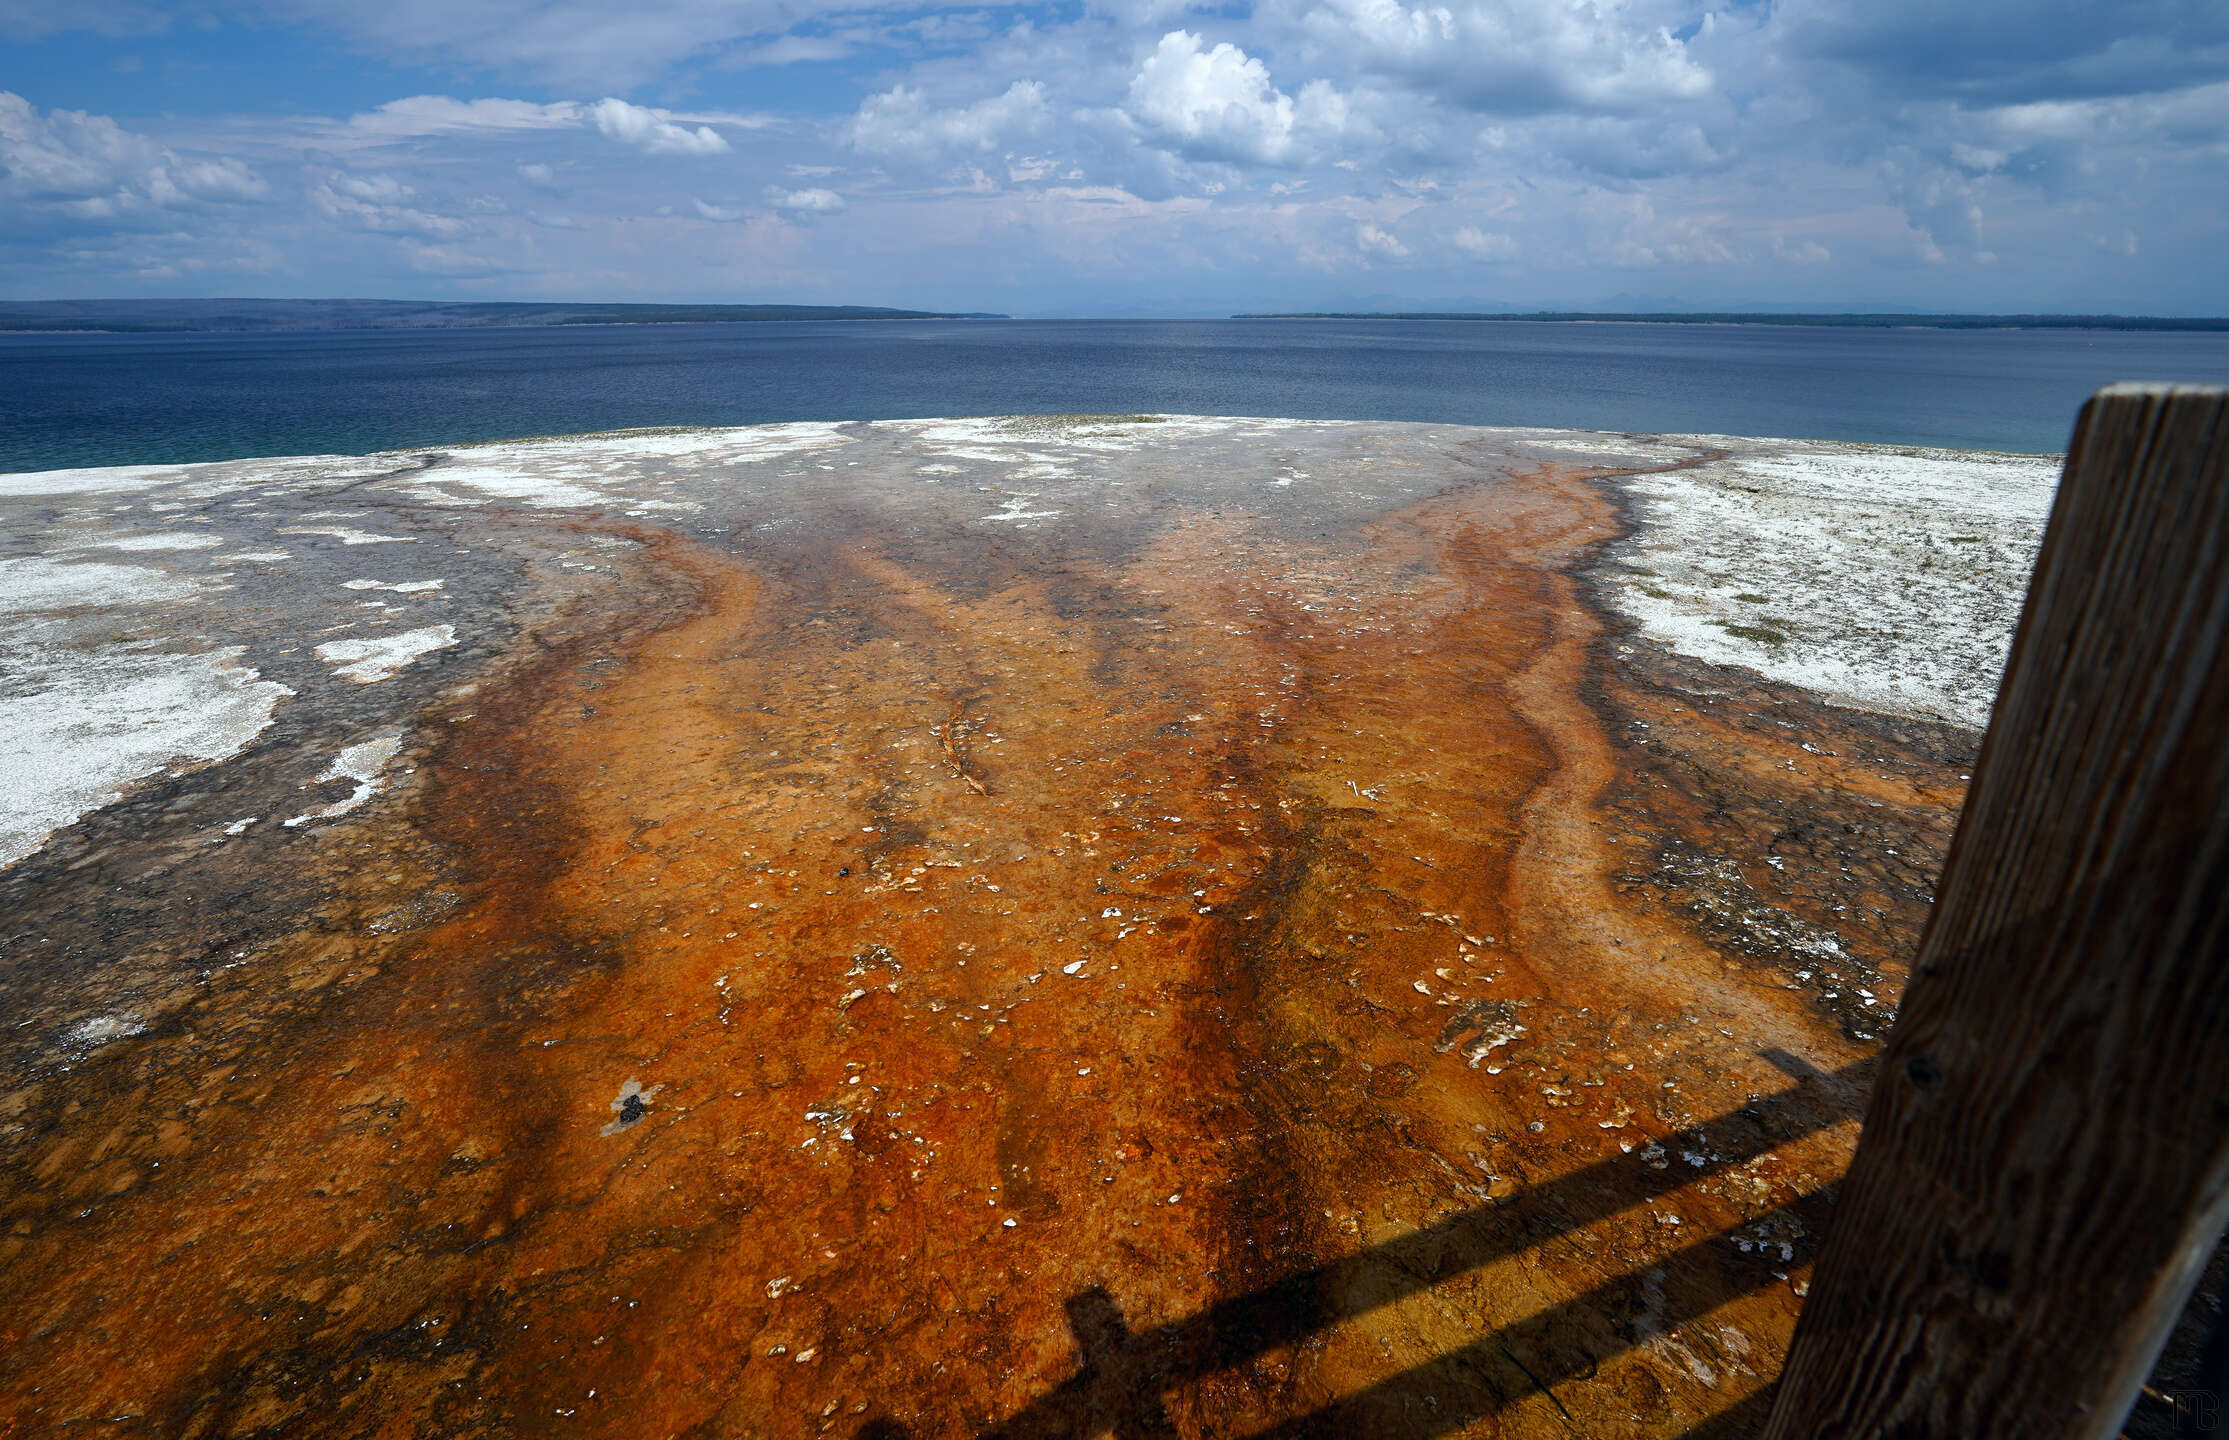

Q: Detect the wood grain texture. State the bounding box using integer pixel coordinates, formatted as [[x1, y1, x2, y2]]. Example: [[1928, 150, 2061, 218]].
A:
[[1761, 384, 2229, 1440]]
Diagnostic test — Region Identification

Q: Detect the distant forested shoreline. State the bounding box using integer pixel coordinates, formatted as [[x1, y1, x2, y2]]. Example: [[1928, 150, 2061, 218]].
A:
[[8, 301, 2220, 333], [0, 299, 1006, 333], [1234, 311, 2229, 331]]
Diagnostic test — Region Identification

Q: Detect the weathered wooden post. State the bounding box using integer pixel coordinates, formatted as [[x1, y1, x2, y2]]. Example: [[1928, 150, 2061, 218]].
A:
[[1760, 384, 2229, 1439]]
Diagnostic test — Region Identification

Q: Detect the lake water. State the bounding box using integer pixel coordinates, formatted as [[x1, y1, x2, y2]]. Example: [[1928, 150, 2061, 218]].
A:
[[6, 317, 2227, 473]]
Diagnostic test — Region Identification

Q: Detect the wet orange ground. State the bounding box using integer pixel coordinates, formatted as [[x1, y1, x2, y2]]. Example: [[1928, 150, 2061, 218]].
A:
[[0, 454, 1969, 1438]]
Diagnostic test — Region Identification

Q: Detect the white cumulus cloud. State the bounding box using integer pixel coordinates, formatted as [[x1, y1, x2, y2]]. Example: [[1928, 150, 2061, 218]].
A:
[[1126, 30, 1349, 165], [588, 97, 731, 155], [222, 0, 874, 90], [768, 185, 845, 213], [844, 81, 1051, 163], [0, 90, 265, 224], [325, 171, 415, 203], [1282, 0, 1712, 116], [341, 94, 584, 141], [1453, 225, 1516, 259], [1356, 221, 1408, 259], [311, 178, 469, 239]]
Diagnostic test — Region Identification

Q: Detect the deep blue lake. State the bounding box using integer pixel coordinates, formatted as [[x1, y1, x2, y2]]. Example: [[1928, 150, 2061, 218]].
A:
[[7, 317, 2228, 472]]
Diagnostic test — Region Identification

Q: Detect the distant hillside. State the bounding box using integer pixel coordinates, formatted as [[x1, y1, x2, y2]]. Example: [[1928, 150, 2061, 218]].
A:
[[1234, 310, 2229, 331], [0, 299, 1006, 333]]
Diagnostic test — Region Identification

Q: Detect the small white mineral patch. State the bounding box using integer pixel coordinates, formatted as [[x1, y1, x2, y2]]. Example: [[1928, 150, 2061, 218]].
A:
[[63, 1012, 148, 1056], [0, 646, 292, 869], [980, 495, 1061, 523], [315, 624, 457, 682], [393, 423, 852, 509], [279, 525, 413, 545], [0, 464, 208, 498], [1608, 437, 2059, 728], [282, 733, 405, 828], [88, 532, 224, 551], [0, 555, 201, 609]]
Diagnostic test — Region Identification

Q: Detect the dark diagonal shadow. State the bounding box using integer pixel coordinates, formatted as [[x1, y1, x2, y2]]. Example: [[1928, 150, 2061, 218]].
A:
[[1240, 1191, 1831, 1438], [1673, 1382, 1779, 1440], [951, 1052, 1867, 1440]]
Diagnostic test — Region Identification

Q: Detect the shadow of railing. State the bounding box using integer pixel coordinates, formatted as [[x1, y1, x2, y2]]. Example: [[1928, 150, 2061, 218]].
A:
[[1237, 1190, 1829, 1438], [859, 1050, 1866, 1439], [1675, 1382, 1779, 1440]]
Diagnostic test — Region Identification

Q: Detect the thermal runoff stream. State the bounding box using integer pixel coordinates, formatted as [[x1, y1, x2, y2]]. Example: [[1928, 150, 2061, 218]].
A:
[[0, 416, 2038, 1438]]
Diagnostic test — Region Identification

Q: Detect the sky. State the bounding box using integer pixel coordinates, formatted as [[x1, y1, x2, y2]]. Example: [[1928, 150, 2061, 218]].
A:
[[1, 0, 2225, 315]]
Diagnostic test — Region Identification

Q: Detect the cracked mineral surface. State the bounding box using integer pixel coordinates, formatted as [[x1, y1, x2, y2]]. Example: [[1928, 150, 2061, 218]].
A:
[[0, 416, 2056, 1438]]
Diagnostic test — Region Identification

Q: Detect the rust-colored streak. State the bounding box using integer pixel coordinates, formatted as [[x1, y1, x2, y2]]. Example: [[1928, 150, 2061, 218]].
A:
[[0, 458, 1967, 1438]]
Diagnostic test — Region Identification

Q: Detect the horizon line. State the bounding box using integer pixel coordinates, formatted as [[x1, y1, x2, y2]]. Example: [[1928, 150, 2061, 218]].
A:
[[2, 298, 2226, 334]]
